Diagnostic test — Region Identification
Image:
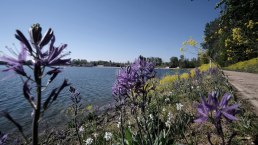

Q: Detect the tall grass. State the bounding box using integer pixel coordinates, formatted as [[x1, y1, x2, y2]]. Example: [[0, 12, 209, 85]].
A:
[[225, 57, 258, 73]]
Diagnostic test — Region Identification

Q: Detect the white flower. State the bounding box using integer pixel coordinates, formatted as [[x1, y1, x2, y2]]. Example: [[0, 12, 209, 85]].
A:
[[117, 121, 121, 128], [162, 108, 166, 112], [84, 137, 93, 145], [128, 121, 131, 129], [165, 120, 171, 128], [137, 116, 141, 121], [93, 133, 98, 138], [79, 126, 85, 133], [167, 112, 173, 121], [104, 132, 112, 141], [191, 86, 194, 89], [176, 103, 183, 111], [149, 114, 154, 120], [165, 98, 170, 102]]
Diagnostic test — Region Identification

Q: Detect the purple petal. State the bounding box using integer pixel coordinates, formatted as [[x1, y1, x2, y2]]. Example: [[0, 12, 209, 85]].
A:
[[194, 116, 208, 123], [224, 104, 239, 111], [23, 80, 31, 101], [0, 56, 19, 65], [222, 111, 238, 120], [208, 93, 213, 104], [215, 111, 222, 120], [220, 93, 231, 107], [50, 58, 71, 66], [197, 108, 207, 116], [211, 93, 219, 106], [15, 30, 33, 54], [18, 44, 27, 61], [39, 28, 54, 47]]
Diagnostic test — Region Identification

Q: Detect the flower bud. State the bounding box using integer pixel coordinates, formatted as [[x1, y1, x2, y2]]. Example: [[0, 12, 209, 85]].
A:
[[29, 23, 42, 45]]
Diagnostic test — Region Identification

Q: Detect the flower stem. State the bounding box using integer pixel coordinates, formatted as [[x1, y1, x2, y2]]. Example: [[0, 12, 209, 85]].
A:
[[142, 92, 153, 145], [134, 114, 145, 145], [32, 63, 42, 145], [74, 104, 82, 145], [120, 106, 125, 145]]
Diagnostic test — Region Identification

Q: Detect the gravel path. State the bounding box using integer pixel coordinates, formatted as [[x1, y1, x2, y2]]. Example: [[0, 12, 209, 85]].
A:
[[223, 70, 258, 114]]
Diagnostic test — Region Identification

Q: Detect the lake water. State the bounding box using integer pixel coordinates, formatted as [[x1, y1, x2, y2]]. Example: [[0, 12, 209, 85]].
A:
[[0, 66, 184, 133]]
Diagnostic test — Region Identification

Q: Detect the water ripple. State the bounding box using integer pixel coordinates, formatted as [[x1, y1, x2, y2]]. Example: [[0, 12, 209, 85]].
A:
[[0, 66, 180, 132]]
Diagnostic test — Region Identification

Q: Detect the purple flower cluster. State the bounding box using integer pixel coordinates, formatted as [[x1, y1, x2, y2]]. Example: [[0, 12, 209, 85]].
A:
[[112, 56, 155, 97], [0, 23, 70, 76], [195, 92, 239, 123]]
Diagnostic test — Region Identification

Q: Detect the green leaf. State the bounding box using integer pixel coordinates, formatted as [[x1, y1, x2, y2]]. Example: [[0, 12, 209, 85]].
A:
[[125, 127, 133, 145]]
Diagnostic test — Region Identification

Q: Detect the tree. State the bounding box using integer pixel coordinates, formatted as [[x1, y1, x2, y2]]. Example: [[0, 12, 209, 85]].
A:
[[147, 57, 163, 66], [169, 56, 179, 68], [198, 52, 209, 65], [179, 55, 185, 68], [202, 0, 258, 66]]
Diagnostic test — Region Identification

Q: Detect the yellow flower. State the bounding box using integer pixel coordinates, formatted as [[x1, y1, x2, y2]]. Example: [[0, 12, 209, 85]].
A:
[[246, 20, 254, 29], [180, 73, 189, 80], [225, 38, 231, 47], [218, 28, 223, 35], [160, 75, 178, 85], [232, 28, 243, 44], [227, 57, 232, 61], [182, 38, 198, 47]]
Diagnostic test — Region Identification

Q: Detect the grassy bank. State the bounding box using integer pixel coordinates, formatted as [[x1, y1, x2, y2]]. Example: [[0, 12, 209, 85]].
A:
[[4, 64, 258, 145], [224, 57, 258, 73], [44, 65, 258, 144]]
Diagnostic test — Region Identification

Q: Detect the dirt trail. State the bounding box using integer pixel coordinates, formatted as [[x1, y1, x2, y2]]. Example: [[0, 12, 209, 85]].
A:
[[223, 70, 258, 114]]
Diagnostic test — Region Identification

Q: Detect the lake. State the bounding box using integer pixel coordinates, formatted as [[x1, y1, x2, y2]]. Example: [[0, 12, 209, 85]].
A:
[[0, 66, 185, 133]]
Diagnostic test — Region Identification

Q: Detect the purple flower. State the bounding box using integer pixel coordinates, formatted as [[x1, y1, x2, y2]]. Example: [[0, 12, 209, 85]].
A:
[[112, 82, 127, 96], [212, 93, 239, 121], [194, 68, 200, 78], [0, 44, 27, 76], [41, 36, 71, 66], [15, 23, 70, 66], [195, 92, 239, 123], [188, 71, 192, 78], [1, 24, 71, 83], [131, 56, 155, 80], [208, 67, 218, 75], [112, 66, 137, 97], [112, 56, 155, 97], [194, 96, 212, 123]]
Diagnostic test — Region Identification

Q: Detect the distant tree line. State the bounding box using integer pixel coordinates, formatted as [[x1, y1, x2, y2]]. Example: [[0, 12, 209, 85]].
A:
[[70, 56, 200, 68], [147, 56, 202, 68], [71, 59, 130, 67], [169, 55, 200, 68], [0, 56, 201, 68]]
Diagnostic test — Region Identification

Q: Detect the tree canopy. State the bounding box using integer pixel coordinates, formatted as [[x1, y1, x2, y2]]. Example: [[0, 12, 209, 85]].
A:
[[201, 0, 258, 66]]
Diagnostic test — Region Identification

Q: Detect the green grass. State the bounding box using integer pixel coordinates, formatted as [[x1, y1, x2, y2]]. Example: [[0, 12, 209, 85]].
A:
[[224, 57, 258, 73]]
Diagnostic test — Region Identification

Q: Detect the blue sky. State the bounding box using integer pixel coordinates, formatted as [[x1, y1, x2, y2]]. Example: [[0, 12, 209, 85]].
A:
[[0, 0, 219, 62]]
